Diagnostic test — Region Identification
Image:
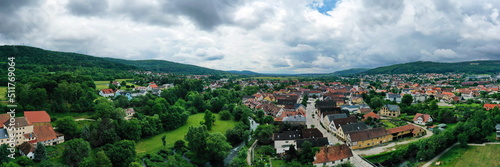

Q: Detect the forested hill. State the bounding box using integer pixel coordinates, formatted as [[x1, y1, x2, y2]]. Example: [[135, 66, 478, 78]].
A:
[[103, 58, 226, 75], [0, 45, 138, 83], [0, 45, 227, 84], [360, 61, 500, 74]]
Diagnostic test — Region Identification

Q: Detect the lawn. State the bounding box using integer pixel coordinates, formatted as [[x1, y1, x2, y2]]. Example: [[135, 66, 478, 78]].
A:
[[0, 86, 6, 101], [94, 78, 133, 90], [50, 112, 93, 120], [431, 145, 500, 167], [380, 120, 397, 129], [271, 159, 286, 167], [135, 113, 238, 156], [453, 103, 482, 108]]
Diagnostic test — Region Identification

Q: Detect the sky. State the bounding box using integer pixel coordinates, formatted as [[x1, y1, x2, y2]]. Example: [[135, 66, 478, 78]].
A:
[[0, 0, 499, 74]]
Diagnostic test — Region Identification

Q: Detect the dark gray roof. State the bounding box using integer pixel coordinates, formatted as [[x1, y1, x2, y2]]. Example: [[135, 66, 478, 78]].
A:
[[273, 131, 302, 140], [384, 104, 400, 111], [282, 115, 306, 122], [340, 122, 368, 134], [0, 129, 8, 139], [495, 124, 500, 129], [387, 94, 401, 98], [296, 137, 329, 148], [327, 113, 348, 121]]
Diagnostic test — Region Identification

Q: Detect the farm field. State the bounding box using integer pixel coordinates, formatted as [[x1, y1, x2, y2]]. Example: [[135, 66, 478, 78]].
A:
[[94, 79, 133, 90], [135, 113, 238, 156], [430, 145, 500, 167]]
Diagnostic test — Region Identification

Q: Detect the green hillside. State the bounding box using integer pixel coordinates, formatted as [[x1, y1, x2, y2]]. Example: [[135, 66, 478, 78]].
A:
[[103, 57, 226, 75], [361, 61, 500, 74], [331, 68, 371, 76], [0, 45, 138, 84]]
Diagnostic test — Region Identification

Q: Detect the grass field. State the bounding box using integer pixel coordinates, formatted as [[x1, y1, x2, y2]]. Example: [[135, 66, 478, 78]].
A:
[[135, 113, 238, 156], [271, 159, 286, 167], [0, 86, 6, 101], [50, 112, 93, 120], [431, 145, 500, 167], [94, 79, 133, 90], [381, 120, 397, 129]]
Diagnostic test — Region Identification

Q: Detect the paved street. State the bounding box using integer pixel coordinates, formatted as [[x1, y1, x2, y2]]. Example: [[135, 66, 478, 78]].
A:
[[306, 100, 374, 167]]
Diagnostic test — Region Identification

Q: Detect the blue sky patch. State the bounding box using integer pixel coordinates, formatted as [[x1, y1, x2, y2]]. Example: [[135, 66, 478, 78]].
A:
[[310, 0, 338, 16]]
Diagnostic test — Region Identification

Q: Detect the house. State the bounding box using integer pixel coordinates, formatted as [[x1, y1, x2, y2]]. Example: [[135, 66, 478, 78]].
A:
[[131, 90, 147, 97], [385, 93, 402, 103], [125, 108, 135, 120], [24, 111, 51, 124], [111, 81, 120, 86], [345, 127, 392, 149], [34, 124, 63, 146], [340, 105, 359, 113], [273, 131, 302, 154], [147, 84, 158, 91], [328, 116, 358, 133], [363, 112, 380, 120], [324, 113, 348, 127], [312, 144, 353, 167], [4, 117, 34, 145], [282, 115, 306, 125], [99, 89, 115, 97], [387, 124, 425, 140], [114, 91, 133, 100], [18, 142, 35, 159], [483, 104, 500, 110], [413, 113, 433, 125], [379, 104, 401, 117], [337, 122, 369, 140], [301, 128, 323, 139]]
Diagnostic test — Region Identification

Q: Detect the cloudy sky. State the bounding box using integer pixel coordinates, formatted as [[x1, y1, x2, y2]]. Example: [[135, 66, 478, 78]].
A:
[[1, 0, 499, 74]]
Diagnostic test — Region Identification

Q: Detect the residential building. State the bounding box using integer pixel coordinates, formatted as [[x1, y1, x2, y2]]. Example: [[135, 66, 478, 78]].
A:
[[312, 144, 354, 167], [413, 113, 433, 125], [345, 127, 392, 149], [387, 124, 425, 140], [496, 124, 500, 140], [379, 104, 401, 117], [273, 131, 302, 154], [337, 122, 368, 140], [99, 89, 115, 97]]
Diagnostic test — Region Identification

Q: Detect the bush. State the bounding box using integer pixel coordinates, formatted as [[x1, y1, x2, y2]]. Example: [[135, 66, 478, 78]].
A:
[[220, 110, 231, 120]]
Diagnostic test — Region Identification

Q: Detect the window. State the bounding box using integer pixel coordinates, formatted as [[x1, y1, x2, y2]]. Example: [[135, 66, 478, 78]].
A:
[[285, 141, 289, 143]]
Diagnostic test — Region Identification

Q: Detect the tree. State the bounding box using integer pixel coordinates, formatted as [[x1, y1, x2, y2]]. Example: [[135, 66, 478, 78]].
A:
[[104, 140, 136, 167], [64, 138, 91, 167], [301, 94, 309, 107], [0, 144, 11, 164], [254, 125, 274, 144], [298, 141, 314, 164], [174, 140, 185, 151], [202, 110, 215, 130], [34, 142, 47, 162], [219, 110, 231, 120], [161, 135, 167, 148], [402, 94, 413, 106], [13, 156, 34, 166], [429, 101, 438, 110], [369, 96, 384, 109], [116, 119, 142, 141], [206, 132, 232, 161], [55, 116, 80, 140], [458, 133, 468, 148], [285, 145, 297, 162], [185, 126, 209, 158]]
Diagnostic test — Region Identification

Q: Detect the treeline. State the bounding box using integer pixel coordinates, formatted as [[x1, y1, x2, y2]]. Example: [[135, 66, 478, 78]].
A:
[[375, 106, 499, 166], [0, 45, 137, 85], [361, 61, 500, 75]]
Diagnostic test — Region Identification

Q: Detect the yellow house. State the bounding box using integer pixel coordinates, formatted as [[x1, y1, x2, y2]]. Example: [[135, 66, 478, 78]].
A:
[[379, 104, 400, 117], [345, 127, 392, 149]]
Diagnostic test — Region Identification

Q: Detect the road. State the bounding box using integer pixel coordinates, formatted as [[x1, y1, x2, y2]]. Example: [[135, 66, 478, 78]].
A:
[[306, 99, 374, 167]]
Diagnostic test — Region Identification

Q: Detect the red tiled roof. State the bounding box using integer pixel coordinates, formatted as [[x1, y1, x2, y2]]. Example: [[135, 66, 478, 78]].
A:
[[0, 114, 10, 128], [363, 112, 380, 120], [149, 84, 158, 88], [25, 111, 51, 123], [387, 124, 417, 134], [3, 117, 32, 128], [313, 144, 353, 164], [413, 113, 431, 123], [33, 124, 58, 142], [18, 142, 35, 155], [483, 104, 500, 110], [101, 89, 114, 94]]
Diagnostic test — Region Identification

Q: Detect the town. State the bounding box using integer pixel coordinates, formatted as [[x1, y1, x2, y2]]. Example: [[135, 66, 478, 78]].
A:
[[1, 68, 498, 167]]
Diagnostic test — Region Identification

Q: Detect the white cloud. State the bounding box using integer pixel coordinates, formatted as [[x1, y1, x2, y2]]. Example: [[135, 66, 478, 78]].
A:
[[0, 0, 499, 74]]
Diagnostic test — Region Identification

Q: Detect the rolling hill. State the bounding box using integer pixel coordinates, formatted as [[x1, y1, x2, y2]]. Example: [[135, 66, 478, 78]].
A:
[[103, 58, 226, 75], [360, 61, 500, 74]]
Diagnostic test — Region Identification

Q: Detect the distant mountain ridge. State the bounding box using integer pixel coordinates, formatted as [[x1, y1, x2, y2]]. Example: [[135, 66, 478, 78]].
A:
[[361, 61, 500, 74]]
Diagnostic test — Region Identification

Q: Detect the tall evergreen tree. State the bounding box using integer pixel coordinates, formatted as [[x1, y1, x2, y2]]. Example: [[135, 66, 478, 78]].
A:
[[33, 142, 47, 162]]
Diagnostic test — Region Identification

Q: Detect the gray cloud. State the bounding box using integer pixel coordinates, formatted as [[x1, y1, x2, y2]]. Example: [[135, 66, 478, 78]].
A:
[[66, 0, 109, 16], [1, 0, 499, 74]]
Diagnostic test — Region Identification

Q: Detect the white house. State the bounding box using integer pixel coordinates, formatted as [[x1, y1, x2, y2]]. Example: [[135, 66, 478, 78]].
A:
[[413, 113, 433, 125], [273, 131, 302, 154], [99, 89, 115, 97]]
